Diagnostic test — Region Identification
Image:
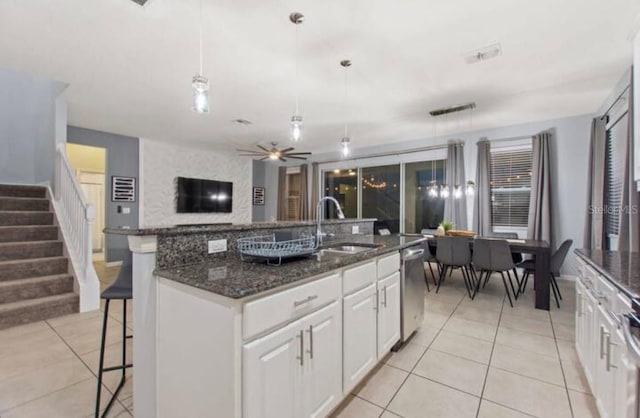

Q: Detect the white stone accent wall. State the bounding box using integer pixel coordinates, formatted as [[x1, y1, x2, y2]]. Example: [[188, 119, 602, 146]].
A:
[[140, 139, 252, 226]]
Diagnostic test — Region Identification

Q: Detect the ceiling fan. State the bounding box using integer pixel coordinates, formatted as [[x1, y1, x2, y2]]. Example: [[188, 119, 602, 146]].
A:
[[237, 142, 312, 162]]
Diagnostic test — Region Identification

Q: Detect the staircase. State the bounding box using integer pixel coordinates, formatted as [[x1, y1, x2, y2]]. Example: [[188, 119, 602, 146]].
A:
[[0, 184, 79, 330]]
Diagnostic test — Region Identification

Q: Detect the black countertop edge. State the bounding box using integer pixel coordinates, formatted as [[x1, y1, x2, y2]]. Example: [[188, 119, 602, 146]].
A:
[[153, 235, 426, 300], [574, 248, 640, 299], [104, 218, 376, 237]]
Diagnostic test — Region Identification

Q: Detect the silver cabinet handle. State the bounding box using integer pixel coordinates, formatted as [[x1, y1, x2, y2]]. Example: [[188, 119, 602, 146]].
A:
[[374, 289, 379, 311], [606, 334, 618, 372], [297, 330, 304, 366], [600, 326, 608, 359], [382, 285, 388, 308], [294, 295, 318, 307], [306, 325, 314, 359]]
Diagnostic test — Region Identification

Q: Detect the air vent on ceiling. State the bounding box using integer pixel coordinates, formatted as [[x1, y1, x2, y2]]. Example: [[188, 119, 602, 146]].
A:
[[129, 0, 149, 6], [429, 102, 476, 117], [464, 43, 502, 64]]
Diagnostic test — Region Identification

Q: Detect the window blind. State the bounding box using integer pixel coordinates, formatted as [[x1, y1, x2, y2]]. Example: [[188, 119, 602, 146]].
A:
[[605, 113, 628, 237], [489, 146, 533, 227]]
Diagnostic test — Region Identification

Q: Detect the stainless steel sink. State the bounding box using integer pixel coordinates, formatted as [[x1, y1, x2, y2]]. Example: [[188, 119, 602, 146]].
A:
[[318, 243, 380, 255]]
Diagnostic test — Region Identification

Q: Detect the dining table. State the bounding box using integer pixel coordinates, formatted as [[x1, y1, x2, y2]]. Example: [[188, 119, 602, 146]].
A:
[[408, 234, 553, 311]]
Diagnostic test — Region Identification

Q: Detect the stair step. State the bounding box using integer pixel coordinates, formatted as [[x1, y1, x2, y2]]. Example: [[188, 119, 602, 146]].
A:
[[0, 197, 49, 211], [0, 293, 79, 330], [0, 240, 63, 261], [0, 274, 74, 304], [0, 211, 53, 226], [0, 226, 59, 243], [0, 256, 68, 282], [0, 185, 47, 198]]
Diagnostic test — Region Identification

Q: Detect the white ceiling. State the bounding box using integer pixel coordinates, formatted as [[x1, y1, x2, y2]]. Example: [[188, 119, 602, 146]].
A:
[[1, 0, 639, 154]]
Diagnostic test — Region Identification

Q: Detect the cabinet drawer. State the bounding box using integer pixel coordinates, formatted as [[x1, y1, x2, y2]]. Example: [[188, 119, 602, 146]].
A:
[[596, 274, 617, 311], [343, 261, 376, 295], [243, 273, 341, 340], [377, 252, 400, 279]]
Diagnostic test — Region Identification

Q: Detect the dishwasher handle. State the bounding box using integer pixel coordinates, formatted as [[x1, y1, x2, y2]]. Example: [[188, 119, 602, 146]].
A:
[[402, 248, 425, 261]]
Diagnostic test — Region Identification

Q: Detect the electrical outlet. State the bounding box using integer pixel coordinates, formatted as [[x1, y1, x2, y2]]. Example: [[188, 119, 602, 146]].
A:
[[352, 225, 360, 234], [208, 239, 227, 254]]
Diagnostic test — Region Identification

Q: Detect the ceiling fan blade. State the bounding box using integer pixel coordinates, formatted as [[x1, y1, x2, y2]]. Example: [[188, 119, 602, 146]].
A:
[[287, 156, 308, 160], [279, 157, 287, 162], [238, 153, 266, 156], [284, 152, 312, 156], [280, 147, 295, 153], [260, 156, 270, 161], [257, 145, 270, 152], [236, 149, 265, 154]]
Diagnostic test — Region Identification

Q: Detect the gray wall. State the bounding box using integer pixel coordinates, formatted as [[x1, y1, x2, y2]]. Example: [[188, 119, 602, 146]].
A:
[[251, 160, 278, 222], [0, 68, 66, 186], [67, 126, 139, 263], [307, 113, 595, 275]]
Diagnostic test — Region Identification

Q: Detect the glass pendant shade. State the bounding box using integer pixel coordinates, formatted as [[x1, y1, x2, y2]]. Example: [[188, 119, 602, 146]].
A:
[[428, 181, 439, 198], [341, 137, 350, 157], [192, 75, 210, 113], [465, 180, 475, 196], [290, 115, 303, 142], [440, 184, 450, 199], [453, 185, 463, 199]]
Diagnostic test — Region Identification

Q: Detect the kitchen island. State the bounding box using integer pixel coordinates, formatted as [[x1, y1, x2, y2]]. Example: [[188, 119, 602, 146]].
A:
[[105, 219, 425, 418]]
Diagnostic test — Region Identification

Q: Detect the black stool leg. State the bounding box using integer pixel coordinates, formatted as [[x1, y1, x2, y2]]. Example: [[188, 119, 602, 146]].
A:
[[95, 299, 110, 418]]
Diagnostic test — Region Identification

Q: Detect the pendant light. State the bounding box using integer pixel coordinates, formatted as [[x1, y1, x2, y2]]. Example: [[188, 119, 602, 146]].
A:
[[289, 12, 304, 141], [192, 0, 209, 113], [428, 160, 439, 198], [340, 59, 352, 157]]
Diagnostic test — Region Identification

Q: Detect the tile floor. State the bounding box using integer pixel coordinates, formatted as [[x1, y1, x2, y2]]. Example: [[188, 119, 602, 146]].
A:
[[0, 264, 597, 418], [330, 270, 599, 418]]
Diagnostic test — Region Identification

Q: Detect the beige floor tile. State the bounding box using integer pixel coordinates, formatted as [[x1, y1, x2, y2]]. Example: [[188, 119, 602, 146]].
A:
[[380, 411, 402, 418], [430, 330, 493, 364], [442, 317, 498, 342], [491, 344, 564, 386], [80, 339, 134, 399], [553, 322, 575, 342], [0, 356, 93, 412], [483, 368, 571, 418], [1, 378, 128, 418], [452, 305, 501, 326], [0, 337, 76, 381], [54, 315, 124, 355], [413, 349, 487, 396], [0, 321, 50, 340], [495, 326, 558, 358], [477, 400, 534, 418], [568, 389, 599, 418], [410, 325, 439, 347], [388, 374, 479, 418], [354, 364, 408, 408], [459, 292, 504, 312], [385, 343, 426, 372], [46, 309, 104, 328], [421, 312, 451, 329], [0, 325, 61, 358], [499, 314, 554, 338], [506, 301, 553, 323], [556, 340, 580, 364], [550, 310, 576, 326], [330, 395, 383, 418], [561, 360, 591, 394], [424, 300, 458, 316]]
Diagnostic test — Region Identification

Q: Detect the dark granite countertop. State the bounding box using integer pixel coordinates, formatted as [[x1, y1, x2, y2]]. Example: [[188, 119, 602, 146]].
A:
[[154, 235, 426, 299], [104, 218, 375, 236], [575, 249, 640, 298]]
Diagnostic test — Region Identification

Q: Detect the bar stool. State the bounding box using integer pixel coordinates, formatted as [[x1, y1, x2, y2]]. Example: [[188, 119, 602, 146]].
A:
[[95, 252, 133, 418]]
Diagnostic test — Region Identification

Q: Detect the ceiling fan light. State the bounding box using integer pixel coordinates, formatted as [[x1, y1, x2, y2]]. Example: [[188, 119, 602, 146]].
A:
[[290, 115, 303, 142], [192, 75, 209, 114]]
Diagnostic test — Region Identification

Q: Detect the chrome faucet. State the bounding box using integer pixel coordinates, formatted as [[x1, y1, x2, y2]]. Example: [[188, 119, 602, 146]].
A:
[[316, 196, 345, 247]]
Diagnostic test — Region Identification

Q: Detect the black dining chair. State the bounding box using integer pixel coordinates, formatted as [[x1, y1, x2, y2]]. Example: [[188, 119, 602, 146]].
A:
[[435, 236, 476, 298], [489, 232, 524, 265], [472, 238, 519, 307], [518, 239, 573, 308], [422, 241, 439, 291], [95, 251, 133, 418]]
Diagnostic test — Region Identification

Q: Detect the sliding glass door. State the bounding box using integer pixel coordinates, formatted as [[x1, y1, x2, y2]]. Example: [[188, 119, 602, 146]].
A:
[[323, 168, 358, 219], [361, 165, 401, 232], [404, 160, 446, 233]]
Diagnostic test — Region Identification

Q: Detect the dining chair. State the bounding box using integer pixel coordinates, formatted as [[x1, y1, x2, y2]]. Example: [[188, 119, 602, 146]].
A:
[[472, 238, 519, 307], [518, 239, 572, 308], [435, 236, 475, 298], [489, 232, 524, 265], [422, 241, 439, 291]]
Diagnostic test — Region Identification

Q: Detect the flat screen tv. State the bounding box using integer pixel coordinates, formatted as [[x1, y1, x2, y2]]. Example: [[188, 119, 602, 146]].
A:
[[176, 177, 233, 213]]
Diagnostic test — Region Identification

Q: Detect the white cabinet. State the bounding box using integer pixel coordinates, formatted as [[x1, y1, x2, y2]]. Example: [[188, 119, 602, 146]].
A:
[[243, 302, 342, 418], [595, 306, 617, 418], [343, 283, 378, 393], [614, 326, 638, 418], [377, 272, 401, 358]]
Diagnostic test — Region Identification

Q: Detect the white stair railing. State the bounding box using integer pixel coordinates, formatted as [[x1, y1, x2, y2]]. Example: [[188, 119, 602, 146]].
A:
[[53, 144, 100, 312]]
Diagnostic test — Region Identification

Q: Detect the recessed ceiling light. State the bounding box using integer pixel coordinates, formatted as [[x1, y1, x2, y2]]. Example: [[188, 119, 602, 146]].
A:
[[232, 119, 252, 125], [464, 43, 502, 64]]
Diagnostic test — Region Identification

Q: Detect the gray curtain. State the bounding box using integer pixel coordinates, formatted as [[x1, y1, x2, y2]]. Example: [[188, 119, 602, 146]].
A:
[[473, 139, 491, 235], [528, 131, 553, 248], [583, 118, 607, 250], [310, 162, 319, 219], [618, 78, 640, 252], [277, 166, 287, 221], [443, 142, 468, 229], [299, 164, 309, 220]]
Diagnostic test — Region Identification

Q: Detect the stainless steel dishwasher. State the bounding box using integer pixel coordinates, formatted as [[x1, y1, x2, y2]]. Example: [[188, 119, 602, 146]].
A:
[[393, 245, 427, 350]]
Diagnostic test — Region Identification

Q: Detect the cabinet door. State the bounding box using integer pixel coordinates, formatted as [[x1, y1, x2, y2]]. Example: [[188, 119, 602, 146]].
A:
[[614, 326, 638, 418], [377, 272, 401, 358], [595, 306, 616, 418], [343, 283, 378, 393], [301, 301, 342, 418], [575, 281, 585, 361], [243, 320, 303, 418], [583, 289, 597, 385]]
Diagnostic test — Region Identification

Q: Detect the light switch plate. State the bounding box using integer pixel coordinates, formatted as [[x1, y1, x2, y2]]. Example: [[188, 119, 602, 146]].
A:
[[208, 239, 227, 254], [352, 225, 359, 234]]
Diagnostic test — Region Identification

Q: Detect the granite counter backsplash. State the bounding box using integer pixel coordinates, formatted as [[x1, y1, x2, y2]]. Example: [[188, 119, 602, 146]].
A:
[[154, 235, 426, 299], [575, 248, 640, 298]]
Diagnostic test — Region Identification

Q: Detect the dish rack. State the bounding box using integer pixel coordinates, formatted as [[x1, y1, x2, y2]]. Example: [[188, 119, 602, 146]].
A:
[[237, 234, 317, 265]]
